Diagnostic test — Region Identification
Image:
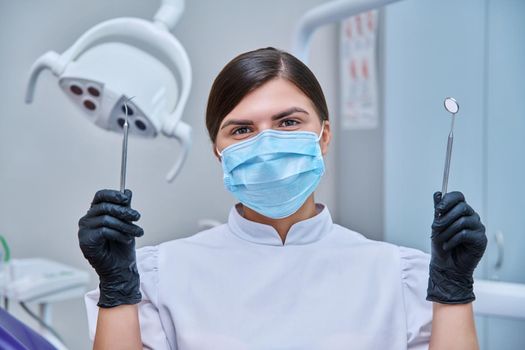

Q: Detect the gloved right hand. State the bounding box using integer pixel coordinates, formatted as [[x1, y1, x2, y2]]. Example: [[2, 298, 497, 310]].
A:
[[78, 189, 144, 308]]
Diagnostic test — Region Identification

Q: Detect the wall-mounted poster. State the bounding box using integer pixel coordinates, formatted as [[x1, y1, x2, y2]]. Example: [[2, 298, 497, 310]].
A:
[[340, 10, 379, 130]]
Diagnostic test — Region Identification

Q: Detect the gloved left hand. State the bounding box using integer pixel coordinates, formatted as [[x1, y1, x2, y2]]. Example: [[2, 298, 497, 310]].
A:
[[427, 191, 487, 304]]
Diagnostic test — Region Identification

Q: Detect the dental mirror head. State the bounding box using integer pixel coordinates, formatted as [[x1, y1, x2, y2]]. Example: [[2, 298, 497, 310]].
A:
[[444, 97, 459, 115]]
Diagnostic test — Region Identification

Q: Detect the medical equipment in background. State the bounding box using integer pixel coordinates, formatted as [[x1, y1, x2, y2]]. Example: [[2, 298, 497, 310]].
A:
[[293, 0, 402, 64], [0, 258, 90, 350], [0, 306, 57, 350], [0, 235, 9, 269], [120, 98, 133, 193], [293, 0, 525, 322], [24, 0, 192, 182], [2, 259, 89, 307], [441, 97, 459, 195]]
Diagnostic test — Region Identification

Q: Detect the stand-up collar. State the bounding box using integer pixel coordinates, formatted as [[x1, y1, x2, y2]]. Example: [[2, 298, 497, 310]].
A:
[[227, 203, 333, 246]]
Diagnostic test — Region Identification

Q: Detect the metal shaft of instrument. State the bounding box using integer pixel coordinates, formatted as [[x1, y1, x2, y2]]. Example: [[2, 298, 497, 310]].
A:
[[120, 99, 131, 193], [441, 115, 456, 196]]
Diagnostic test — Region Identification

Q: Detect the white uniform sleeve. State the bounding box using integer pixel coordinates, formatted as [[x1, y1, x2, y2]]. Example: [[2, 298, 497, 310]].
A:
[[84, 245, 172, 350], [399, 246, 433, 350]]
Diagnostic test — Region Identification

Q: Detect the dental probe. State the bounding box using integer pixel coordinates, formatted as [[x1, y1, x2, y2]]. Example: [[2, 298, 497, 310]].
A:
[[120, 97, 134, 193]]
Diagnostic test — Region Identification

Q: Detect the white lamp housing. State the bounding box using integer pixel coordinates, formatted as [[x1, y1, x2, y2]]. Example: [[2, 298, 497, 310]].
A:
[[25, 0, 191, 182]]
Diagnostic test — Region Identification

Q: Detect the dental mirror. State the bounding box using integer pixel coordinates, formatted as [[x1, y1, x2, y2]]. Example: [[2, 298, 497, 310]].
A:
[[444, 97, 459, 114], [441, 97, 460, 197]]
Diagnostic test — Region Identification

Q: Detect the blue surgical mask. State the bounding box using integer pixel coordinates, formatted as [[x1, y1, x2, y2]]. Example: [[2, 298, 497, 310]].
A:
[[218, 125, 325, 219]]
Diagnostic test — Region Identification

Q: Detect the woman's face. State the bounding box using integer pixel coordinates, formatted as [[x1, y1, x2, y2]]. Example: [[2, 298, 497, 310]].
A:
[[214, 78, 331, 157]]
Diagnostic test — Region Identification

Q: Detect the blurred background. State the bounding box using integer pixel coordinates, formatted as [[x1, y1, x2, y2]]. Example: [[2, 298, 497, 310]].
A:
[[0, 0, 523, 349]]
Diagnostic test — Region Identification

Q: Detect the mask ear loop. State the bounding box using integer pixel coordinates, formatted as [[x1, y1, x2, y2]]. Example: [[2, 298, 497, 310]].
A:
[[317, 120, 325, 142]]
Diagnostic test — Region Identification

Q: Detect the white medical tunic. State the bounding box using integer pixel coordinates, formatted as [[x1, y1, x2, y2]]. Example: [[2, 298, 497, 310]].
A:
[[85, 204, 432, 349]]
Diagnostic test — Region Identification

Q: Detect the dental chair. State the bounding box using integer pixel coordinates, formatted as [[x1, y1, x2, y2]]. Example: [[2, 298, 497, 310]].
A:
[[0, 307, 56, 350]]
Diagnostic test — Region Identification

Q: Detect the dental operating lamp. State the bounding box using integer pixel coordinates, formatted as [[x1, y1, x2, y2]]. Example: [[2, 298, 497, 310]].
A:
[[25, 0, 192, 182], [292, 0, 403, 64]]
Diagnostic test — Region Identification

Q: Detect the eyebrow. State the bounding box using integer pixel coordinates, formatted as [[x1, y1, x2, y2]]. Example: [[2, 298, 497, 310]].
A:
[[271, 107, 309, 121], [220, 107, 309, 130]]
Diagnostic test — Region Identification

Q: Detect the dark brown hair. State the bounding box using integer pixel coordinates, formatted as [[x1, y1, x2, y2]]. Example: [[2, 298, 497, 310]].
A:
[[205, 47, 329, 143]]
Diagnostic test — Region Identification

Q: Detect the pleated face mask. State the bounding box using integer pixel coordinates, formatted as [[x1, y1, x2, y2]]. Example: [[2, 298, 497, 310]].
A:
[[218, 125, 325, 219]]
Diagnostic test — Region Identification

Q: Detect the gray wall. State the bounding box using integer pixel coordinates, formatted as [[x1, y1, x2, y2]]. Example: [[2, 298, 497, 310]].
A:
[[382, 0, 486, 252], [0, 1, 338, 348], [335, 11, 385, 242]]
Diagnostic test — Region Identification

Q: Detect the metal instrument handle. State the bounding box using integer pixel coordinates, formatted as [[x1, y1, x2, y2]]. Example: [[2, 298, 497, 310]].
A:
[[441, 133, 454, 195]]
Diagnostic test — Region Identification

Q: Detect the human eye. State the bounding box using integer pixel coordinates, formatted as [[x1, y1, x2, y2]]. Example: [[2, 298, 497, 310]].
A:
[[232, 126, 253, 135], [279, 119, 300, 128]]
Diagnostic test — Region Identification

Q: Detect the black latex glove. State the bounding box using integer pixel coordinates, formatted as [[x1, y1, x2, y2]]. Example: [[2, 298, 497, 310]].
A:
[[78, 189, 144, 308], [427, 191, 487, 304]]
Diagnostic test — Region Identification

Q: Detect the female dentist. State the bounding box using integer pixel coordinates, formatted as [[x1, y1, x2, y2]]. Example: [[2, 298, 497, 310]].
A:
[[79, 47, 487, 350]]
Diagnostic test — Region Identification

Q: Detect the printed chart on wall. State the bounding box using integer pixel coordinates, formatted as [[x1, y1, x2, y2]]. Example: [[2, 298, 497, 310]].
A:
[[340, 10, 379, 130]]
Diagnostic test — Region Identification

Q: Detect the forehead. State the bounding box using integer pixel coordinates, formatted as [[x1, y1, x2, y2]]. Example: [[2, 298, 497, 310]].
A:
[[221, 78, 315, 123]]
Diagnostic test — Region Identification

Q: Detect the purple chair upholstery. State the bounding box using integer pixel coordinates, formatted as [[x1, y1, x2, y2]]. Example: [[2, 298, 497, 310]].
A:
[[0, 307, 56, 350]]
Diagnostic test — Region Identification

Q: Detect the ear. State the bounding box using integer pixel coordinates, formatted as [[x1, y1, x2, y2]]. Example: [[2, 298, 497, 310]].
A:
[[320, 120, 332, 156], [212, 144, 222, 161]]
